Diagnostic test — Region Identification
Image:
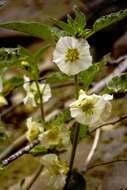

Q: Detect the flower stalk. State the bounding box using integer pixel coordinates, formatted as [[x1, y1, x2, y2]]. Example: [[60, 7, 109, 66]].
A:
[[35, 79, 45, 126], [64, 74, 80, 189]]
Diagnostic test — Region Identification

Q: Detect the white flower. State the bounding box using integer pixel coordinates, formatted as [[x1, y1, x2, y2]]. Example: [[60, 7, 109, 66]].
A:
[[53, 36, 92, 75], [26, 117, 43, 142], [39, 126, 70, 151], [70, 90, 113, 126], [23, 76, 52, 107], [41, 154, 68, 190], [0, 94, 8, 107], [0, 77, 3, 92]]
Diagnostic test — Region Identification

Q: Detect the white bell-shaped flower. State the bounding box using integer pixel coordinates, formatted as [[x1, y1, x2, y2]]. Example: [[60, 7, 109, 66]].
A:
[[26, 117, 43, 142], [53, 36, 92, 75], [70, 90, 113, 126], [41, 154, 68, 190], [39, 126, 70, 151], [23, 76, 51, 107]]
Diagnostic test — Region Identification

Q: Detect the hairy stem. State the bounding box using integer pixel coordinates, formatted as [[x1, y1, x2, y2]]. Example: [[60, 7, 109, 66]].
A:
[[1, 139, 39, 166], [35, 80, 45, 126], [64, 75, 79, 189]]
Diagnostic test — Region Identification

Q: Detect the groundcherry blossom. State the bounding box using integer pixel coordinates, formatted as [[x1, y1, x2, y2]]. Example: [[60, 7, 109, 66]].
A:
[[41, 154, 68, 190], [26, 117, 43, 142], [69, 90, 113, 126], [39, 126, 70, 151], [0, 94, 8, 107], [53, 36, 92, 75], [23, 76, 51, 107]]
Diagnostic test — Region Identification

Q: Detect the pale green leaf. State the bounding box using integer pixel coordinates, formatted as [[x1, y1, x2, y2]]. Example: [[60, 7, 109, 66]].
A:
[[86, 9, 127, 38], [105, 73, 127, 93]]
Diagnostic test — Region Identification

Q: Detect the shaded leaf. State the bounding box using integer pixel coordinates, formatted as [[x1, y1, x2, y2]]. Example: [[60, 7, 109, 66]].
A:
[[34, 44, 50, 63], [79, 61, 104, 90], [0, 127, 8, 143], [79, 124, 88, 140], [3, 76, 24, 94]]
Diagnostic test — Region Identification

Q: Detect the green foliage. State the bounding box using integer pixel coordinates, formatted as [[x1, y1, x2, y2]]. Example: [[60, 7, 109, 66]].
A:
[[55, 7, 86, 38], [0, 48, 26, 73], [0, 127, 8, 143], [46, 73, 70, 84], [104, 74, 127, 93], [79, 59, 105, 90], [79, 124, 88, 140], [0, 22, 53, 41], [3, 76, 24, 94], [85, 9, 127, 38], [46, 109, 71, 128], [30, 144, 47, 156]]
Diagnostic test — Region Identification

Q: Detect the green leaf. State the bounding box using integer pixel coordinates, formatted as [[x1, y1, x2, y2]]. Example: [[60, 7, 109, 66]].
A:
[[0, 127, 8, 143], [0, 22, 53, 40], [56, 20, 74, 34], [30, 144, 47, 156], [104, 73, 127, 93], [86, 9, 127, 38], [34, 44, 50, 63], [0, 47, 27, 73], [3, 76, 24, 94], [46, 73, 70, 84], [79, 61, 104, 90], [79, 124, 88, 139], [74, 7, 86, 30], [46, 109, 71, 128]]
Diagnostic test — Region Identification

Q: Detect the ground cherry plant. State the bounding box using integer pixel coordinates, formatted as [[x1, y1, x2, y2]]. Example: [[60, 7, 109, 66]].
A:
[[0, 6, 127, 190]]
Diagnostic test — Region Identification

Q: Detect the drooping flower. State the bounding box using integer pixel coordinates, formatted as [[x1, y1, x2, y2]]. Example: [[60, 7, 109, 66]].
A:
[[41, 154, 68, 190], [23, 76, 51, 107], [39, 126, 70, 151], [26, 117, 43, 142], [53, 36, 92, 75], [0, 94, 8, 107], [70, 90, 113, 126]]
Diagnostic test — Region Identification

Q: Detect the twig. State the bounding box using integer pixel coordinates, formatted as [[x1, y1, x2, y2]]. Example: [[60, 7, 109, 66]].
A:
[[87, 159, 127, 171], [90, 58, 127, 93], [90, 114, 127, 134], [81, 128, 101, 172], [1, 139, 39, 166], [23, 164, 43, 190], [0, 134, 27, 161]]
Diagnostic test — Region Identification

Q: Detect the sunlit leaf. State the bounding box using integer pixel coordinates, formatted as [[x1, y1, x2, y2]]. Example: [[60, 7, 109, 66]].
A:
[[0, 22, 53, 40], [30, 144, 47, 156], [86, 9, 127, 38], [105, 73, 127, 93]]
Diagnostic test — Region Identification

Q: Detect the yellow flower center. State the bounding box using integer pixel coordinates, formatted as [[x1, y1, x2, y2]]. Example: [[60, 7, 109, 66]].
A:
[[81, 101, 94, 115], [47, 130, 58, 140], [65, 48, 79, 63]]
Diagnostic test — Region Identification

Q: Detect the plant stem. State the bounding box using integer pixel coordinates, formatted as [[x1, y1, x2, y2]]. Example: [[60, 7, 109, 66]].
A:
[[35, 80, 45, 126], [64, 75, 80, 189]]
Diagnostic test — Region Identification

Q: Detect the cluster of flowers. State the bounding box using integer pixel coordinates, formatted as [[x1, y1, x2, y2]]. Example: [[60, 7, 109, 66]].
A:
[[23, 36, 113, 189], [0, 36, 113, 189]]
